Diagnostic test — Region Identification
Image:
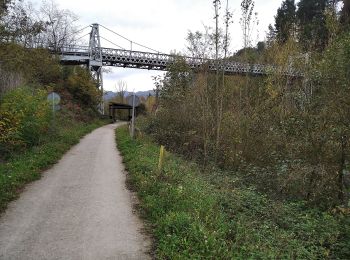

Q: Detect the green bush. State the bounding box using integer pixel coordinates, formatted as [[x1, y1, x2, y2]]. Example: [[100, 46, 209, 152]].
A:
[[0, 87, 51, 155], [65, 66, 100, 109]]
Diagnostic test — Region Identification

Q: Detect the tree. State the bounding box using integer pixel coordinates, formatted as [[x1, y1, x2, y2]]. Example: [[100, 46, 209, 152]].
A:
[[145, 94, 156, 113], [315, 33, 350, 205], [239, 0, 257, 138], [296, 0, 329, 51], [0, 0, 45, 46], [274, 0, 296, 44], [213, 0, 221, 160], [0, 0, 79, 49], [160, 57, 192, 104], [0, 0, 11, 18], [38, 0, 78, 50], [240, 0, 257, 49], [215, 0, 232, 160], [266, 24, 276, 46], [1, 1, 46, 47], [186, 25, 217, 163], [152, 75, 162, 111], [340, 0, 350, 27], [65, 66, 100, 109], [115, 80, 127, 103], [325, 2, 341, 43], [186, 27, 214, 59]]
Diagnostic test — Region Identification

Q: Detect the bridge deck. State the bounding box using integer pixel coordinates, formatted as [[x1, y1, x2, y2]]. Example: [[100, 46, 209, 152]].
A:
[[55, 46, 300, 77]]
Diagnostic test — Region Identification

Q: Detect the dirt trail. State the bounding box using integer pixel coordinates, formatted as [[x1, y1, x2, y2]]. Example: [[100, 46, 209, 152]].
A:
[[0, 123, 151, 260]]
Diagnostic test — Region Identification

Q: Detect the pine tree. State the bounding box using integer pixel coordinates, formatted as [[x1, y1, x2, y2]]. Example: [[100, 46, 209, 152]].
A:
[[340, 0, 350, 27], [274, 0, 296, 44], [296, 0, 329, 51]]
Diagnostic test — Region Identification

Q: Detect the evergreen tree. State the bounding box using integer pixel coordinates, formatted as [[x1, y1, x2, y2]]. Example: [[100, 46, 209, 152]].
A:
[[296, 0, 329, 51], [340, 0, 350, 27], [274, 0, 296, 44], [0, 0, 11, 37], [266, 24, 276, 46]]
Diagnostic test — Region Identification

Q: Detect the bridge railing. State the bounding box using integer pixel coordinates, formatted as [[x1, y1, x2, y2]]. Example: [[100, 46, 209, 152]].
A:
[[101, 48, 172, 61], [99, 47, 279, 75], [51, 45, 90, 56], [55, 45, 302, 77]]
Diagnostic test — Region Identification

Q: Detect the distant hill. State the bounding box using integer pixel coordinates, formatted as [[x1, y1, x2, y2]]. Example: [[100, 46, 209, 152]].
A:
[[127, 90, 155, 97], [104, 90, 154, 101], [104, 91, 117, 100]]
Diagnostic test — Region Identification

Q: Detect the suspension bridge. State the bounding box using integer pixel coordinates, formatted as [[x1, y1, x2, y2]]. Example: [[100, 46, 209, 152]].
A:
[[56, 24, 285, 73], [50, 23, 301, 113]]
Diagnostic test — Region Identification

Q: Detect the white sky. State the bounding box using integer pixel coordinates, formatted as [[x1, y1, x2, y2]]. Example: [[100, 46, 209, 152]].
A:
[[34, 0, 284, 91]]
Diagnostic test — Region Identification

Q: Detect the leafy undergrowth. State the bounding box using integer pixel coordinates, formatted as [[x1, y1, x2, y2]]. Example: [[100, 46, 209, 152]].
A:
[[0, 114, 107, 213], [116, 126, 350, 259]]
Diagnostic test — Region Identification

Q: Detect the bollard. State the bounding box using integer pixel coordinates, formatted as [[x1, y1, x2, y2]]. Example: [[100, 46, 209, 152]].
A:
[[158, 145, 165, 173]]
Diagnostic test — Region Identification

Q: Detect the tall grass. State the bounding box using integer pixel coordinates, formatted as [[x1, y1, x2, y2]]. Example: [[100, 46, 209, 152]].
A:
[[116, 126, 350, 259]]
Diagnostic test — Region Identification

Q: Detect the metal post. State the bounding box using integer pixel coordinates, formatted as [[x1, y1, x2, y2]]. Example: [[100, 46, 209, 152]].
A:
[[52, 95, 55, 129], [130, 41, 133, 59], [131, 93, 136, 138]]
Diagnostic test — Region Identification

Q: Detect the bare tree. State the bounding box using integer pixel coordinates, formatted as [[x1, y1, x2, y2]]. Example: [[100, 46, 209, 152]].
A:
[[115, 80, 128, 103], [240, 0, 256, 49], [186, 26, 214, 60], [239, 0, 258, 122], [185, 26, 215, 164], [0, 0, 46, 47], [216, 0, 232, 158], [0, 0, 11, 19], [213, 0, 221, 161], [38, 0, 78, 50]]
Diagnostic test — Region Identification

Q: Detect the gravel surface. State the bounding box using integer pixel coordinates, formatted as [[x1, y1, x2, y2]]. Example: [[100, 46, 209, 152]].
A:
[[0, 123, 151, 260]]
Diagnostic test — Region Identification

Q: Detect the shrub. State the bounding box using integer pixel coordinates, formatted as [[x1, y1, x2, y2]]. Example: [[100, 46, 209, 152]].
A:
[[0, 87, 51, 156], [65, 66, 100, 109]]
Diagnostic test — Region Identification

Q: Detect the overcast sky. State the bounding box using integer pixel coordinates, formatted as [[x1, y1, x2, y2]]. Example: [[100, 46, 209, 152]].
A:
[[33, 0, 284, 92]]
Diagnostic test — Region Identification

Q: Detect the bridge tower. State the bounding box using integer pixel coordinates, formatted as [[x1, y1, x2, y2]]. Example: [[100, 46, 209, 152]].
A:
[[89, 23, 104, 114]]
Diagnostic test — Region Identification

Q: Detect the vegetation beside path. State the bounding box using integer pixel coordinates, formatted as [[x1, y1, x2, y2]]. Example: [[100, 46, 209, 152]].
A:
[[116, 126, 350, 259], [0, 113, 107, 213], [0, 1, 107, 214]]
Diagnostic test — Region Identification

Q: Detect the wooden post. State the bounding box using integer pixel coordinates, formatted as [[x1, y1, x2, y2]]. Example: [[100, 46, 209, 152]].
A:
[[158, 145, 165, 173], [131, 93, 136, 138]]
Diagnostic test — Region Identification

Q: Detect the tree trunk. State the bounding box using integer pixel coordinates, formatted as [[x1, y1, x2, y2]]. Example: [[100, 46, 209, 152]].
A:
[[214, 0, 221, 162], [338, 135, 346, 204]]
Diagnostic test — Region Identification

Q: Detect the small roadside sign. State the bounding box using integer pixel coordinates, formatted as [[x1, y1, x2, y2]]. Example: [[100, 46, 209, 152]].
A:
[[47, 92, 61, 112]]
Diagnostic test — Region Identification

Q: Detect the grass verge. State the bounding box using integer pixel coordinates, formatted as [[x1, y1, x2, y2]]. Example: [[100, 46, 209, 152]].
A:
[[0, 117, 107, 213], [116, 126, 350, 259]]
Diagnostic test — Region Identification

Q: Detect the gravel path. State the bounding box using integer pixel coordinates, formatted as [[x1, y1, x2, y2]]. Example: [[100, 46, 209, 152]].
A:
[[0, 123, 151, 260]]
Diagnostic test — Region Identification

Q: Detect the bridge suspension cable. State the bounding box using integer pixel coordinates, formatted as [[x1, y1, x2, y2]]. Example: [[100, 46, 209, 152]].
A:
[[100, 36, 125, 50], [99, 24, 164, 54], [74, 33, 90, 42], [64, 25, 91, 40], [73, 25, 91, 35]]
